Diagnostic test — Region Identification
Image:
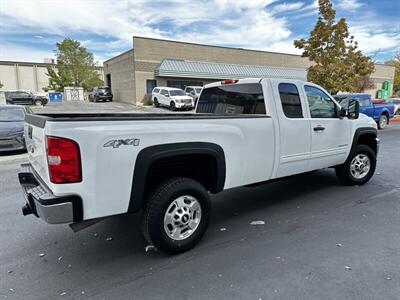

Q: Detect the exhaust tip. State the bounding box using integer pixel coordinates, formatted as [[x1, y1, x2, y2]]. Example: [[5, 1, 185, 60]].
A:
[[22, 204, 33, 216]]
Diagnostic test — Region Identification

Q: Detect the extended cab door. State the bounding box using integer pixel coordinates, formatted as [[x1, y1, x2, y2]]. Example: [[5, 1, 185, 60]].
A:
[[270, 80, 312, 177], [302, 84, 351, 170]]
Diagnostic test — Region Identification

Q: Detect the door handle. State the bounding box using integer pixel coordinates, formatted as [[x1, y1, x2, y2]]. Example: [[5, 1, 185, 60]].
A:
[[313, 125, 325, 132]]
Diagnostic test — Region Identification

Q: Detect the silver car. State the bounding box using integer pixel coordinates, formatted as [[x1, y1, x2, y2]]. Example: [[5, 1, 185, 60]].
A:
[[0, 105, 30, 152]]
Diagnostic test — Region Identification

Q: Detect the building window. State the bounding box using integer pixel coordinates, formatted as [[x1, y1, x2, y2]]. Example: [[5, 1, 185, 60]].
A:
[[146, 80, 157, 94], [278, 83, 303, 118], [166, 80, 203, 90]]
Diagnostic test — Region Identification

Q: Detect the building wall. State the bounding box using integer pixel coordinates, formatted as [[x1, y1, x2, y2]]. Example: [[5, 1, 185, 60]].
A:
[[0, 62, 50, 92], [364, 64, 396, 97], [104, 50, 135, 104], [0, 61, 104, 93], [104, 37, 396, 104], [133, 36, 312, 69]]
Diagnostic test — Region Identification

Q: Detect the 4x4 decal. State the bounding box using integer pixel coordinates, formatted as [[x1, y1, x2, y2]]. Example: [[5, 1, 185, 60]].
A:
[[103, 138, 140, 148]]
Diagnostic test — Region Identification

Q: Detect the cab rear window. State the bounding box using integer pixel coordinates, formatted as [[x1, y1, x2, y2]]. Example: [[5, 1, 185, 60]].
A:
[[197, 83, 265, 115]]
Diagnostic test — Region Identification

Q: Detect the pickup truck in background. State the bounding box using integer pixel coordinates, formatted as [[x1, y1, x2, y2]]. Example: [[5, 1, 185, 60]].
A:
[[19, 78, 379, 253], [334, 93, 395, 129]]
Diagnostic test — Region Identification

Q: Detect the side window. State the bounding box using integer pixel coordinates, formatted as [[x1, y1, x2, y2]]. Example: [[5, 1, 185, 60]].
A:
[[153, 88, 160, 94], [186, 88, 193, 93], [278, 83, 303, 118], [304, 85, 337, 118], [356, 96, 370, 107], [197, 83, 266, 115], [161, 89, 168, 96]]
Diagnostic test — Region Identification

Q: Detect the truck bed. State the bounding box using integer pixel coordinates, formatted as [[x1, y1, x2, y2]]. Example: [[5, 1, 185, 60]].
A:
[[26, 112, 269, 128]]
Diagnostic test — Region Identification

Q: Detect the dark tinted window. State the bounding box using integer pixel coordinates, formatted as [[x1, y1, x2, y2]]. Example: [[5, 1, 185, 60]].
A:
[[146, 80, 157, 94], [167, 80, 203, 90], [305, 85, 337, 118], [153, 88, 160, 93], [197, 83, 265, 115], [278, 83, 303, 118]]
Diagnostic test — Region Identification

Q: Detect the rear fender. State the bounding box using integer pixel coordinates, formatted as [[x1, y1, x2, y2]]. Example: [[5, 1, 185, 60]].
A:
[[128, 142, 226, 212]]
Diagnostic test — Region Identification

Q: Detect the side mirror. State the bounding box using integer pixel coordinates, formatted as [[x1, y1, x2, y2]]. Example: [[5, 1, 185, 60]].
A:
[[348, 99, 359, 119], [165, 94, 170, 97], [339, 107, 347, 119]]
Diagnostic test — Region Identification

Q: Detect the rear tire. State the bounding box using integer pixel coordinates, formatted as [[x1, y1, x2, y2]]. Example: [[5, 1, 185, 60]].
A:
[[378, 114, 388, 129], [141, 177, 211, 254], [335, 144, 376, 186], [153, 98, 159, 107]]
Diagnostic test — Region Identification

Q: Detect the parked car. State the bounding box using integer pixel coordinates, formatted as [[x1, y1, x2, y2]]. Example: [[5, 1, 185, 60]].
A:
[[334, 93, 395, 129], [19, 78, 379, 253], [387, 98, 400, 115], [184, 86, 203, 104], [152, 87, 194, 110], [89, 86, 113, 102], [5, 90, 48, 106], [0, 105, 31, 152]]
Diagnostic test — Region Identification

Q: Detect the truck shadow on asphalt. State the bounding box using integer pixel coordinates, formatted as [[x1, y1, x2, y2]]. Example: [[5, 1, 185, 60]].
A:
[[26, 169, 345, 268]]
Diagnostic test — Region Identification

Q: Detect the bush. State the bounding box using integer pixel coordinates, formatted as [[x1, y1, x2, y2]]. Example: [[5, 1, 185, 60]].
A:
[[141, 93, 153, 106]]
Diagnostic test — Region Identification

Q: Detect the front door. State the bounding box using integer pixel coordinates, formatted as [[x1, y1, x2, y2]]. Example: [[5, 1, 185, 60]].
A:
[[272, 80, 312, 177], [302, 85, 351, 170]]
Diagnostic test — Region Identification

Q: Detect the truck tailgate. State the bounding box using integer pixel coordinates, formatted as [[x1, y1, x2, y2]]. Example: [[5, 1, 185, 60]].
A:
[[24, 118, 48, 182]]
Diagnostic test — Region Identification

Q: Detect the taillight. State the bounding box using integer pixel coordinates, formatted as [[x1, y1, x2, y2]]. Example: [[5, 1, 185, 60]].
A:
[[221, 79, 239, 85], [46, 136, 82, 184]]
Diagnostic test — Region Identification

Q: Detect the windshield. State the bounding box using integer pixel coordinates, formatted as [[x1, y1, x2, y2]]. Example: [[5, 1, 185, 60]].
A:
[[334, 95, 370, 107], [169, 90, 186, 96], [0, 107, 25, 122], [98, 88, 110, 93], [195, 88, 202, 93]]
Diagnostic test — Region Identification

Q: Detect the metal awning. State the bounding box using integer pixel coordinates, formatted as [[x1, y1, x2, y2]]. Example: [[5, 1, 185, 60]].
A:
[[154, 59, 307, 80]]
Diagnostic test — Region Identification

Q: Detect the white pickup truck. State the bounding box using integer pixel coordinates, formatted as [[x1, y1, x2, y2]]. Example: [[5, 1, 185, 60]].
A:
[[19, 78, 379, 253]]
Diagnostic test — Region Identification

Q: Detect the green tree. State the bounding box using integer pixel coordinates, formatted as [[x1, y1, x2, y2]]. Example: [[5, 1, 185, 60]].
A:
[[46, 38, 103, 92], [385, 52, 400, 96], [294, 0, 374, 94]]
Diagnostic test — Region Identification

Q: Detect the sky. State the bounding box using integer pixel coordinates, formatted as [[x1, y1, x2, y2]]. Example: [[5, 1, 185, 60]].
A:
[[0, 0, 399, 64]]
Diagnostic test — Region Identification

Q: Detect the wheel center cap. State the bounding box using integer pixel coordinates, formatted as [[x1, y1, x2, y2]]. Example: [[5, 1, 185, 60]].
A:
[[181, 214, 189, 224]]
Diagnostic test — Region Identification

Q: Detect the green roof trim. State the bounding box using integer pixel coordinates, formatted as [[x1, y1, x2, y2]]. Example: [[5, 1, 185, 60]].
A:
[[154, 59, 307, 80]]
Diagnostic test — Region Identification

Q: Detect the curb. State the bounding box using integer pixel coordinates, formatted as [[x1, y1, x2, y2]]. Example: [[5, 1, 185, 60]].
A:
[[391, 117, 400, 123]]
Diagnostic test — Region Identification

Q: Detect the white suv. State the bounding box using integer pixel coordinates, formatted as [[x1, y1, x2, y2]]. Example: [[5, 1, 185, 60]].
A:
[[152, 87, 194, 111]]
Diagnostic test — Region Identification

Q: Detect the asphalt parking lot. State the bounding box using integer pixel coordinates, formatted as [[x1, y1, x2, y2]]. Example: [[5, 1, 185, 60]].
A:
[[1, 123, 399, 300]]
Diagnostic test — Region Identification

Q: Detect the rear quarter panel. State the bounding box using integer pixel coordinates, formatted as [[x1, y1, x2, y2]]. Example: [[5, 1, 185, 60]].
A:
[[45, 117, 275, 220]]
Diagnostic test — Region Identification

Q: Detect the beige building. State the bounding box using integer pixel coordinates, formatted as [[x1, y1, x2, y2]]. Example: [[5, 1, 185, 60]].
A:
[[0, 60, 104, 93], [103, 36, 395, 104]]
